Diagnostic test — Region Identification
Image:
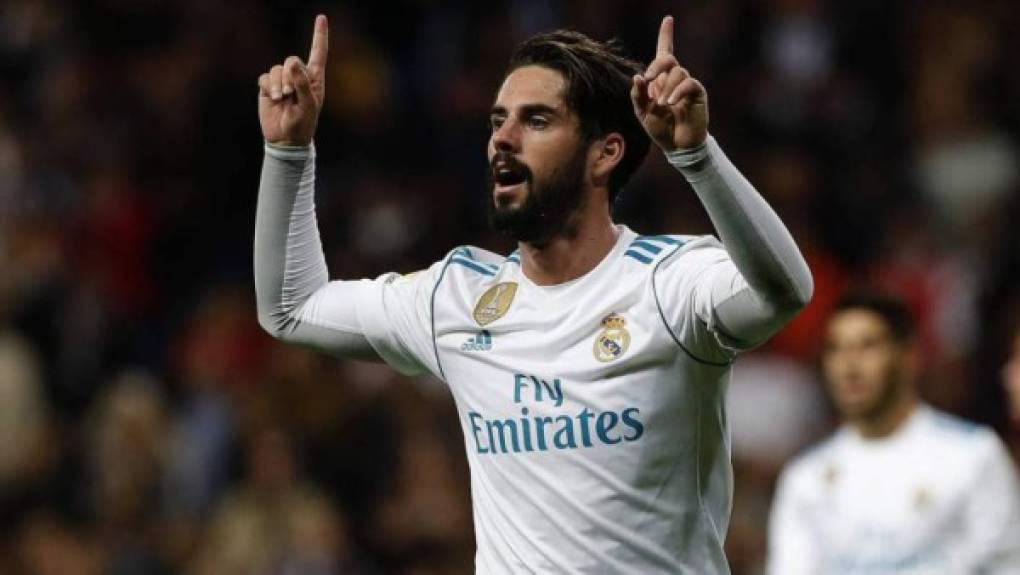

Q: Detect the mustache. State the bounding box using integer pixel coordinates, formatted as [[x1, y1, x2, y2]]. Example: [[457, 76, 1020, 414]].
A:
[[490, 151, 532, 182]]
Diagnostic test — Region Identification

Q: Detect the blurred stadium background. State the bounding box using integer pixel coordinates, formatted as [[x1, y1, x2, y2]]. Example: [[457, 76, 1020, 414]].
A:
[[1, 0, 1018, 573]]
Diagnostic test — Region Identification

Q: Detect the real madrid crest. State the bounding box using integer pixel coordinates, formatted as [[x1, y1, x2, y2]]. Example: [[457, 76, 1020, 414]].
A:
[[913, 486, 934, 512], [594, 313, 631, 362], [823, 465, 840, 487], [473, 282, 518, 326]]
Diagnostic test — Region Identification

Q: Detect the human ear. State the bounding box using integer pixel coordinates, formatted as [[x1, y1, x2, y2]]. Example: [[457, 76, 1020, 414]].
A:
[[592, 133, 625, 180]]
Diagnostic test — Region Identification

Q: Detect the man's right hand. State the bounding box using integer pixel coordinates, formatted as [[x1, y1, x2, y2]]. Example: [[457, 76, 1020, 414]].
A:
[[258, 15, 328, 146]]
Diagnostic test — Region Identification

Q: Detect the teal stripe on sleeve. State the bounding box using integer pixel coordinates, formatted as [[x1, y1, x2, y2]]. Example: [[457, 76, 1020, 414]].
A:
[[624, 250, 653, 264], [630, 240, 663, 255], [449, 257, 496, 276], [636, 234, 683, 246]]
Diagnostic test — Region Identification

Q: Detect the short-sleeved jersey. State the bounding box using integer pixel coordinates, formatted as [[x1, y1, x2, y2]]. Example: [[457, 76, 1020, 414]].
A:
[[768, 405, 1020, 574], [347, 224, 745, 573]]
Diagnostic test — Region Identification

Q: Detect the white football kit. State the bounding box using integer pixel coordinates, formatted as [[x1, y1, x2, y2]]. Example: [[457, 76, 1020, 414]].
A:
[[768, 404, 1020, 574], [255, 136, 813, 573]]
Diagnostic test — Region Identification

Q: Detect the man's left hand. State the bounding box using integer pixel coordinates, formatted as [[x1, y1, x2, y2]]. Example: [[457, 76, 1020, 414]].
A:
[[631, 16, 709, 152]]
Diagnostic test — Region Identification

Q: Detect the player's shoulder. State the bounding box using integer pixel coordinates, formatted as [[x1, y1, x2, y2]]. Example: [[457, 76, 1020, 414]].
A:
[[447, 245, 507, 272], [623, 232, 693, 263], [912, 406, 1017, 484], [917, 405, 1001, 455], [433, 244, 519, 285], [377, 245, 509, 291], [629, 231, 727, 273], [778, 431, 843, 487], [617, 229, 712, 270]]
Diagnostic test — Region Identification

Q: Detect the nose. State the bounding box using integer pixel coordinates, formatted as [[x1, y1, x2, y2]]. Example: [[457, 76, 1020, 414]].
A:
[[491, 119, 520, 154]]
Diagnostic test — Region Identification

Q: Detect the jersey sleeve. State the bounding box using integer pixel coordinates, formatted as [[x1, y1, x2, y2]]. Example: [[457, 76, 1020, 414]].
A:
[[766, 465, 822, 575], [352, 261, 447, 378], [652, 237, 751, 365], [957, 432, 1020, 571], [657, 135, 813, 361], [259, 258, 446, 379]]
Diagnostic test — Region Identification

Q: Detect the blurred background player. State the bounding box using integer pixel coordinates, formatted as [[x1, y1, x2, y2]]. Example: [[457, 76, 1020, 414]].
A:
[[767, 293, 1020, 573]]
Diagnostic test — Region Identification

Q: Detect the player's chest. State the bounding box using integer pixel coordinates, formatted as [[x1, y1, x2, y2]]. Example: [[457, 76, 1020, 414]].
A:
[[432, 278, 682, 408], [434, 278, 674, 375], [813, 457, 971, 550]]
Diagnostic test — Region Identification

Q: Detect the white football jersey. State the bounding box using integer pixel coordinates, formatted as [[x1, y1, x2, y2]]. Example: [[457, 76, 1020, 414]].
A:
[[340, 224, 746, 573], [768, 404, 1020, 574]]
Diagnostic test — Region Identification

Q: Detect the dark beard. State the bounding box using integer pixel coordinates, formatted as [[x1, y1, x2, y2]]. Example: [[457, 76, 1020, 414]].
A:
[[487, 147, 588, 246]]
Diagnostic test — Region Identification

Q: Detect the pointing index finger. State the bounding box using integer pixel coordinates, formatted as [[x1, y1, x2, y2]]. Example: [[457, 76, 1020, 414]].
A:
[[656, 15, 674, 56], [307, 14, 329, 76]]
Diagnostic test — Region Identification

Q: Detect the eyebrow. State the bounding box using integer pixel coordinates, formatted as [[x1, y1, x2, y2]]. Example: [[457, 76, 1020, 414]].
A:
[[489, 103, 562, 117]]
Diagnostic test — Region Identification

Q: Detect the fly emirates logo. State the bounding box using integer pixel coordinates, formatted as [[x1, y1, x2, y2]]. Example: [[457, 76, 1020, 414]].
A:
[[467, 373, 645, 455]]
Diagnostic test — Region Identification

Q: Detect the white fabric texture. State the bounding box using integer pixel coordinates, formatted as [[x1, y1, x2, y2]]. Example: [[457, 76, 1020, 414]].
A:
[[254, 136, 813, 573], [768, 404, 1020, 574]]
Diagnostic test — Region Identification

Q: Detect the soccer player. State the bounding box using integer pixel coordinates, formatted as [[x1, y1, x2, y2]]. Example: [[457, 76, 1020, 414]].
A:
[[256, 15, 812, 573], [768, 293, 1020, 573]]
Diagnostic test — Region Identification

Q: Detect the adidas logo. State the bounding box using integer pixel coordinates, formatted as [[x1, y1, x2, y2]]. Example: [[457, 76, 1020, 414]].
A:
[[461, 330, 492, 351]]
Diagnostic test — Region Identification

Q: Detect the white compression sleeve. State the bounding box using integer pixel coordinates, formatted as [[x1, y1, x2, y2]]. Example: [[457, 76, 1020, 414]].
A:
[[667, 135, 813, 347], [254, 143, 379, 360]]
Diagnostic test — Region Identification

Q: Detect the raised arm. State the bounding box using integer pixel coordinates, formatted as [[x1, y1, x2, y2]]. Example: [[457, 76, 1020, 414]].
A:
[[253, 16, 378, 359], [632, 16, 813, 349]]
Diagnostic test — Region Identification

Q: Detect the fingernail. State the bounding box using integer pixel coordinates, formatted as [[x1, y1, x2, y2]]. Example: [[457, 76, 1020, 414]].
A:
[[271, 89, 281, 100], [282, 85, 293, 96], [667, 95, 678, 105]]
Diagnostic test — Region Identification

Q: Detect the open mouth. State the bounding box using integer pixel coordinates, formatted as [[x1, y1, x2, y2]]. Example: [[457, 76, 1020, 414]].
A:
[[495, 167, 527, 188], [491, 154, 529, 192]]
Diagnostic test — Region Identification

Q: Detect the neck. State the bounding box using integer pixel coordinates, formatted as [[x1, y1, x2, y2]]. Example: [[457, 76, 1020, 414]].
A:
[[853, 390, 917, 439], [519, 198, 617, 286]]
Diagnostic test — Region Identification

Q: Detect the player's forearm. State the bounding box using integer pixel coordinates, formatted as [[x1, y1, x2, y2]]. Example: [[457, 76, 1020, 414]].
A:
[[252, 145, 395, 362], [669, 136, 813, 342], [254, 143, 329, 336]]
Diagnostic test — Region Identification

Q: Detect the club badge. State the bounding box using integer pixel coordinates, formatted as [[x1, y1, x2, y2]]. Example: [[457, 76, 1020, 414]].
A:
[[913, 486, 934, 512], [594, 313, 631, 362], [824, 465, 840, 487], [473, 282, 518, 326]]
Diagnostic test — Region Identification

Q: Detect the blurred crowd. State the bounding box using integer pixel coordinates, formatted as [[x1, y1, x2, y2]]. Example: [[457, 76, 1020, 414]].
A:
[[0, 0, 1018, 573]]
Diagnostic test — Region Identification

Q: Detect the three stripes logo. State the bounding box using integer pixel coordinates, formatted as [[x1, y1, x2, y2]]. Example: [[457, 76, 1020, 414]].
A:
[[624, 234, 684, 265], [461, 330, 493, 351]]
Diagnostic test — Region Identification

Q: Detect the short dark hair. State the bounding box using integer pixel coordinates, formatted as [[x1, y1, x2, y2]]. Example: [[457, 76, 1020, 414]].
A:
[[832, 292, 915, 342], [507, 30, 651, 203]]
